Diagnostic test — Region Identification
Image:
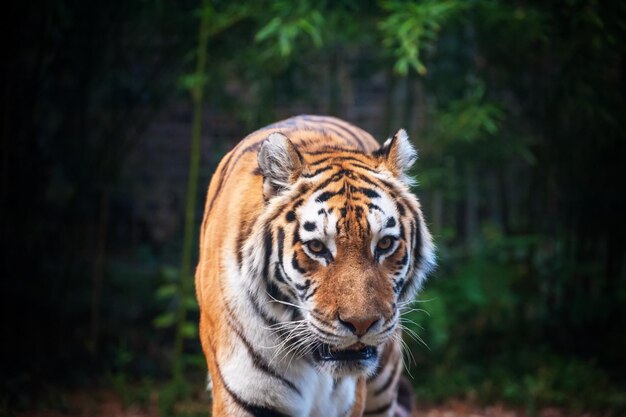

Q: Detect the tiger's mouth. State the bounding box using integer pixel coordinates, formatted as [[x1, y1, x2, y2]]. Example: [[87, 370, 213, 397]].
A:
[[313, 342, 378, 362]]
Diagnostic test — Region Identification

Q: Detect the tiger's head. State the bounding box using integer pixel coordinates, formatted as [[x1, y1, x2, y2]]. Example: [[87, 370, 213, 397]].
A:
[[248, 130, 435, 377]]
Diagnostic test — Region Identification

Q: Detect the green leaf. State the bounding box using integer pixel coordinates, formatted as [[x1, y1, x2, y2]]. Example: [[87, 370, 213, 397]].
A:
[[153, 312, 175, 328], [184, 297, 198, 311], [183, 354, 206, 367], [156, 284, 177, 300], [160, 265, 179, 281], [181, 322, 197, 338], [255, 17, 282, 42]]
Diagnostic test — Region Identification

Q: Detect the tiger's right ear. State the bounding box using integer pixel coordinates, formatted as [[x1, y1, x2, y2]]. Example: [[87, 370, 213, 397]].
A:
[[375, 129, 418, 185], [257, 132, 304, 199]]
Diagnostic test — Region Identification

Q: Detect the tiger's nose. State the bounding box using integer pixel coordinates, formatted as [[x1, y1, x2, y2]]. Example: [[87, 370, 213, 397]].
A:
[[338, 314, 380, 337]]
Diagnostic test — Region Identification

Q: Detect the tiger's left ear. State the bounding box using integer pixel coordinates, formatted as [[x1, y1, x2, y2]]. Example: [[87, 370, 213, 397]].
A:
[[376, 129, 418, 184], [258, 132, 304, 199]]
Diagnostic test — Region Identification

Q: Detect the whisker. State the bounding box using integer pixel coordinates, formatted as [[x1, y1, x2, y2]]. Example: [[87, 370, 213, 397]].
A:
[[400, 307, 430, 317], [399, 317, 425, 331], [399, 324, 430, 351], [263, 319, 307, 331], [398, 297, 437, 308], [264, 291, 310, 311], [393, 333, 414, 378]]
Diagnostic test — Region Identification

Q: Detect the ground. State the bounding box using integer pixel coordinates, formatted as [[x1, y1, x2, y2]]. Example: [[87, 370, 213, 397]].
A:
[[13, 389, 607, 417]]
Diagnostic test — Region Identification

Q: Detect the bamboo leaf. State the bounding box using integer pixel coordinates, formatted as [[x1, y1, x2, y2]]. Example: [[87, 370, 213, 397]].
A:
[[181, 322, 197, 338], [154, 312, 175, 328], [156, 284, 177, 300]]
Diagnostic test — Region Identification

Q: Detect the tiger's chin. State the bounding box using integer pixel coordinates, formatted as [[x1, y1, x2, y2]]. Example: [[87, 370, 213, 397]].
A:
[[312, 342, 380, 377]]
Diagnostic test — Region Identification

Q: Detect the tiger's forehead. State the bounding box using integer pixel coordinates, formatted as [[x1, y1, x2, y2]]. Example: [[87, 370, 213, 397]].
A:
[[297, 161, 399, 238]]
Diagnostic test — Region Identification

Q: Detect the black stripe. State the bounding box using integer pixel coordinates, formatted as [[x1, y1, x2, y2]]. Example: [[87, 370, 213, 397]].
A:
[[222, 140, 264, 187], [380, 320, 397, 336], [294, 279, 310, 299], [378, 177, 404, 196], [271, 227, 298, 304], [354, 172, 383, 188], [316, 191, 333, 203], [399, 275, 413, 301], [372, 139, 390, 158], [397, 248, 409, 267], [210, 339, 291, 417], [267, 277, 296, 310], [297, 183, 309, 194], [316, 184, 346, 203], [295, 279, 310, 291], [292, 308, 303, 321], [321, 121, 363, 148], [303, 221, 316, 231], [263, 226, 273, 283], [291, 253, 307, 274], [412, 217, 423, 269], [358, 187, 380, 199], [277, 227, 285, 265], [302, 165, 333, 178], [311, 170, 348, 193], [303, 286, 317, 301], [236, 223, 245, 269], [409, 222, 415, 256], [207, 150, 235, 214], [292, 199, 305, 210], [309, 155, 365, 167], [278, 263, 305, 301], [212, 138, 267, 213], [394, 277, 405, 294], [349, 162, 379, 173], [364, 402, 393, 415], [227, 316, 301, 396], [305, 146, 363, 156], [368, 203, 383, 212], [274, 262, 289, 284], [248, 290, 279, 327], [309, 116, 366, 149], [374, 358, 399, 396], [386, 217, 396, 228]]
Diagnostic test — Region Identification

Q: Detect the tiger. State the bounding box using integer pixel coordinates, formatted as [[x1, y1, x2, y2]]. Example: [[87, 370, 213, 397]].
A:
[[195, 115, 435, 417]]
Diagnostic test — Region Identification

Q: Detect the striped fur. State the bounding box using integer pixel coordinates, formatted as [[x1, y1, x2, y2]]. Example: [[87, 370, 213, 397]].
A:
[[195, 115, 435, 416]]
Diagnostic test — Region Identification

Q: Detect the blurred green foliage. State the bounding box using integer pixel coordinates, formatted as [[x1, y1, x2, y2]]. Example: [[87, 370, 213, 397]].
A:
[[3, 0, 625, 413], [380, 0, 464, 75], [404, 236, 626, 409]]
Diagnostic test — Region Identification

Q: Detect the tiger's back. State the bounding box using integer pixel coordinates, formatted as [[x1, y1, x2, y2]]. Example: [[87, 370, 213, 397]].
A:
[[196, 115, 434, 416]]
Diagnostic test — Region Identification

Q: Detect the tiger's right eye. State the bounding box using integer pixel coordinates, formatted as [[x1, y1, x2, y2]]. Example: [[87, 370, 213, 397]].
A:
[[307, 240, 327, 255], [377, 236, 393, 252]]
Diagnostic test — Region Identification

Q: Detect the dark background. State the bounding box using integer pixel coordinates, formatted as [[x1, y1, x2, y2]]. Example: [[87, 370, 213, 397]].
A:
[[2, 0, 625, 415]]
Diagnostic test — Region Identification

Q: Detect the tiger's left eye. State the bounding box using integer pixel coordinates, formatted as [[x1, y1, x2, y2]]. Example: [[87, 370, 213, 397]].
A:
[[376, 236, 394, 252], [307, 239, 327, 255]]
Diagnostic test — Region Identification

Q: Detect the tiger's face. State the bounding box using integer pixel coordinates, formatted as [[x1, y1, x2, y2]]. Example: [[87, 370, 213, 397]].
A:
[[254, 130, 434, 377]]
